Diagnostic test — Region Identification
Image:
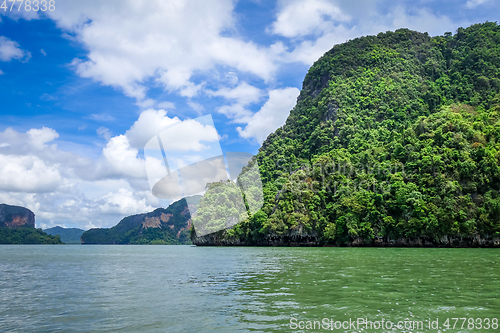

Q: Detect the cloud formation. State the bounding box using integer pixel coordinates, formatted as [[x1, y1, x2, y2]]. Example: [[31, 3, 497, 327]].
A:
[[238, 87, 300, 144], [271, 0, 350, 38], [0, 109, 220, 229], [0, 36, 31, 62], [44, 0, 280, 105], [273, 0, 466, 66]]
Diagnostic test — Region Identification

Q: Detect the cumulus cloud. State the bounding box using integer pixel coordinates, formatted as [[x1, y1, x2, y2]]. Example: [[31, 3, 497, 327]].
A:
[[97, 188, 153, 215], [0, 127, 91, 178], [217, 104, 253, 124], [43, 0, 280, 104], [208, 82, 262, 106], [0, 155, 62, 193], [125, 109, 181, 149], [97, 135, 146, 179], [0, 36, 31, 62], [208, 82, 264, 123], [0, 108, 221, 228], [126, 109, 219, 151], [238, 87, 300, 144], [273, 0, 466, 65], [271, 0, 350, 38], [375, 6, 463, 37], [285, 24, 356, 65], [27, 127, 59, 149], [156, 118, 220, 152]]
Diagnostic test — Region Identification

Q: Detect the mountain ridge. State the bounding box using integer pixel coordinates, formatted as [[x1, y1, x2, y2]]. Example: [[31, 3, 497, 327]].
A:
[[82, 196, 199, 244], [44, 226, 86, 244]]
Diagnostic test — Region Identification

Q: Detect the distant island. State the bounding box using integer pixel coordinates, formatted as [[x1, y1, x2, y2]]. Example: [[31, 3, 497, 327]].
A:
[[81, 196, 198, 245], [44, 227, 86, 244], [192, 22, 500, 247], [0, 204, 63, 244]]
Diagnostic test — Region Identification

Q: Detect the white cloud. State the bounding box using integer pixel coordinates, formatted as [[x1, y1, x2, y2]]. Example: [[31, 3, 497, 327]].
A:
[[98, 135, 146, 179], [0, 124, 154, 228], [208, 82, 264, 123], [217, 104, 253, 123], [0, 109, 220, 228], [0, 155, 62, 193], [40, 49, 47, 56], [44, 0, 280, 104], [285, 25, 356, 64], [273, 1, 465, 66], [97, 188, 153, 215], [75, 179, 135, 201], [238, 87, 300, 144], [0, 127, 91, 178], [156, 118, 220, 152], [271, 0, 350, 38], [0, 36, 31, 62], [465, 0, 490, 8], [208, 82, 262, 106], [378, 6, 461, 37], [27, 127, 59, 149], [125, 109, 181, 149], [0, 69, 4, 75]]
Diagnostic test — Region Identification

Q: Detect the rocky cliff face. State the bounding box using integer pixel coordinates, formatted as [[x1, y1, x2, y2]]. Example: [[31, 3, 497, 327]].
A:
[[0, 204, 35, 228], [81, 196, 199, 244], [193, 232, 500, 247]]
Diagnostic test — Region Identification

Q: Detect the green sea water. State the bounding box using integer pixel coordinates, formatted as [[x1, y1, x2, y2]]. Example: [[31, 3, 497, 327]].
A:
[[0, 245, 498, 332]]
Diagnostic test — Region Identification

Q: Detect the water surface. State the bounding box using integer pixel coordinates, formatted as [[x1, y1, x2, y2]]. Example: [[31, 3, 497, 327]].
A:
[[0, 246, 498, 332]]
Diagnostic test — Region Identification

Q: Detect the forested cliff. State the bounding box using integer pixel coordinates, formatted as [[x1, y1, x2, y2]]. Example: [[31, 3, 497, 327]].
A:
[[0, 204, 62, 244], [192, 22, 500, 247], [82, 197, 197, 244]]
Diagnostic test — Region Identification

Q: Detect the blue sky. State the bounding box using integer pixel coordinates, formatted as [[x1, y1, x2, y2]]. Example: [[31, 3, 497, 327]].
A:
[[0, 0, 498, 229]]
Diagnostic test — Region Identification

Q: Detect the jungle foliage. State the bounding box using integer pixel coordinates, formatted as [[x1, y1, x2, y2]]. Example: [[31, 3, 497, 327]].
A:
[[81, 197, 197, 245], [201, 22, 500, 245], [0, 227, 63, 244]]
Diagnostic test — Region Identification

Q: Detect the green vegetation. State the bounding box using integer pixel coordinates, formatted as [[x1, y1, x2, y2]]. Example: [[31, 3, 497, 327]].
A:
[[195, 22, 500, 246], [44, 227, 86, 244], [0, 227, 63, 244], [81, 197, 198, 245], [191, 180, 249, 237]]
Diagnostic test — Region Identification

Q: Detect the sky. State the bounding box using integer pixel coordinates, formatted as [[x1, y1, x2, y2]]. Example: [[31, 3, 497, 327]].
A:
[[0, 0, 498, 230]]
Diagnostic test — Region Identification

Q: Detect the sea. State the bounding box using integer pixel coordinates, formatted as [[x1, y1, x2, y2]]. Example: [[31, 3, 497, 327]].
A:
[[0, 245, 499, 332]]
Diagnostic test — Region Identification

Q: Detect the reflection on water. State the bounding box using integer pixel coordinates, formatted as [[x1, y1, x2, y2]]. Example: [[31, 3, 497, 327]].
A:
[[0, 246, 498, 332]]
